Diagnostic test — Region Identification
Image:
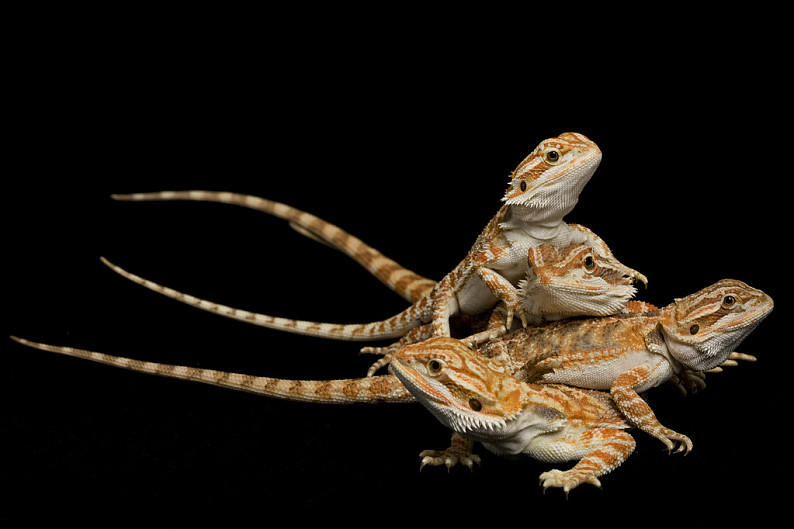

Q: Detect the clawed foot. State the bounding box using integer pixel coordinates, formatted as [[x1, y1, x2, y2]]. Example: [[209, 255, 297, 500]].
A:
[[670, 370, 707, 396], [539, 469, 602, 497], [656, 428, 693, 454], [504, 302, 529, 330], [419, 443, 481, 472], [623, 267, 648, 288]]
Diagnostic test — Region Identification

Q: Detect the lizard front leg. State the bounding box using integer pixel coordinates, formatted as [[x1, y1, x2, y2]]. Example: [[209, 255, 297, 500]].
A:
[[475, 266, 528, 330], [538, 428, 636, 496], [419, 432, 481, 472], [610, 363, 693, 453]]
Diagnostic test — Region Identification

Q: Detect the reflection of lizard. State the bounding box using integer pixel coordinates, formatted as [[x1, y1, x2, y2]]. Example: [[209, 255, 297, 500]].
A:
[[389, 337, 635, 495], [472, 279, 773, 452], [108, 133, 644, 341]]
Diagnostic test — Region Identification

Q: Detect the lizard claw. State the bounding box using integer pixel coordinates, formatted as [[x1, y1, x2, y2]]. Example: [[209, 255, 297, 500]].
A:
[[503, 303, 529, 330], [419, 448, 481, 472], [657, 429, 693, 455], [622, 267, 648, 289], [539, 469, 602, 496]]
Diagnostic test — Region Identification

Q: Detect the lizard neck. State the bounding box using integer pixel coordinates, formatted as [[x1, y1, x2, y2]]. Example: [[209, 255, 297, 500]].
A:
[[474, 389, 566, 456], [500, 203, 574, 242], [500, 203, 573, 247]]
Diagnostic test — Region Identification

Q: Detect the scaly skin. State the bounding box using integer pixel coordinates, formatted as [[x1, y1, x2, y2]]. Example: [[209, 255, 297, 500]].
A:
[[519, 242, 642, 323], [473, 279, 773, 452], [9, 336, 414, 404], [390, 337, 636, 495], [105, 133, 645, 342], [360, 241, 646, 371]]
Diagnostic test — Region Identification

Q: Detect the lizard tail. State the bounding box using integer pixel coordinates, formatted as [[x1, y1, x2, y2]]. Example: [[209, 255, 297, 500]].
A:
[[10, 336, 415, 404], [100, 257, 432, 342], [111, 190, 437, 304]]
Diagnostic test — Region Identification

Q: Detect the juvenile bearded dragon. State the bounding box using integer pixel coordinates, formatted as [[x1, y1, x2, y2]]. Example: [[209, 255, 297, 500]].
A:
[[106, 133, 645, 342], [472, 279, 773, 452], [360, 241, 646, 371], [11, 333, 632, 495], [389, 336, 636, 495]]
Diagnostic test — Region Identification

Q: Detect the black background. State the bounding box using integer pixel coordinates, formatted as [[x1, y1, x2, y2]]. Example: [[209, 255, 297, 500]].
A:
[[5, 13, 790, 526]]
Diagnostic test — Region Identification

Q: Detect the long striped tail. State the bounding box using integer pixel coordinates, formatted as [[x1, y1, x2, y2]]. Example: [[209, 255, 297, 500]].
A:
[[111, 190, 437, 303], [10, 336, 415, 404], [101, 257, 432, 342]]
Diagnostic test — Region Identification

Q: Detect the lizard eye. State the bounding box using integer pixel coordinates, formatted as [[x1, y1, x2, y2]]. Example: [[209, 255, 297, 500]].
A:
[[583, 255, 596, 272], [689, 324, 700, 335], [544, 148, 562, 165], [722, 295, 737, 309], [468, 398, 483, 412], [427, 359, 444, 376]]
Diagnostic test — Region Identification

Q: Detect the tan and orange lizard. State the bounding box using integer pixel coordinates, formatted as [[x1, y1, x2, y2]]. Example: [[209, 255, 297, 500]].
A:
[[106, 133, 645, 342], [389, 337, 636, 495], [469, 278, 773, 452]]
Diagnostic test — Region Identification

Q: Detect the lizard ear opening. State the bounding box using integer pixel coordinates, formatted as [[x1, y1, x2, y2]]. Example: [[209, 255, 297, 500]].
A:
[[468, 398, 483, 412]]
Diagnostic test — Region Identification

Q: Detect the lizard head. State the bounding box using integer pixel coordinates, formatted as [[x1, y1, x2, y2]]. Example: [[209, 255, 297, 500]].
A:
[[662, 279, 773, 371], [502, 132, 602, 217], [389, 337, 527, 434], [520, 243, 639, 321]]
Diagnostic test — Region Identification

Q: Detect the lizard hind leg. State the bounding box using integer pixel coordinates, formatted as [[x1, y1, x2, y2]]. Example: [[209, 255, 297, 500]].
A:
[[536, 428, 636, 496]]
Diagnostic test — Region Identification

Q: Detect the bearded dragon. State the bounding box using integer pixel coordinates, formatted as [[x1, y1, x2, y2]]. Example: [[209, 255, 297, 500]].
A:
[[105, 133, 645, 342], [10, 334, 631, 494], [360, 241, 647, 372], [470, 278, 773, 452], [520, 242, 646, 323], [389, 336, 636, 495]]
